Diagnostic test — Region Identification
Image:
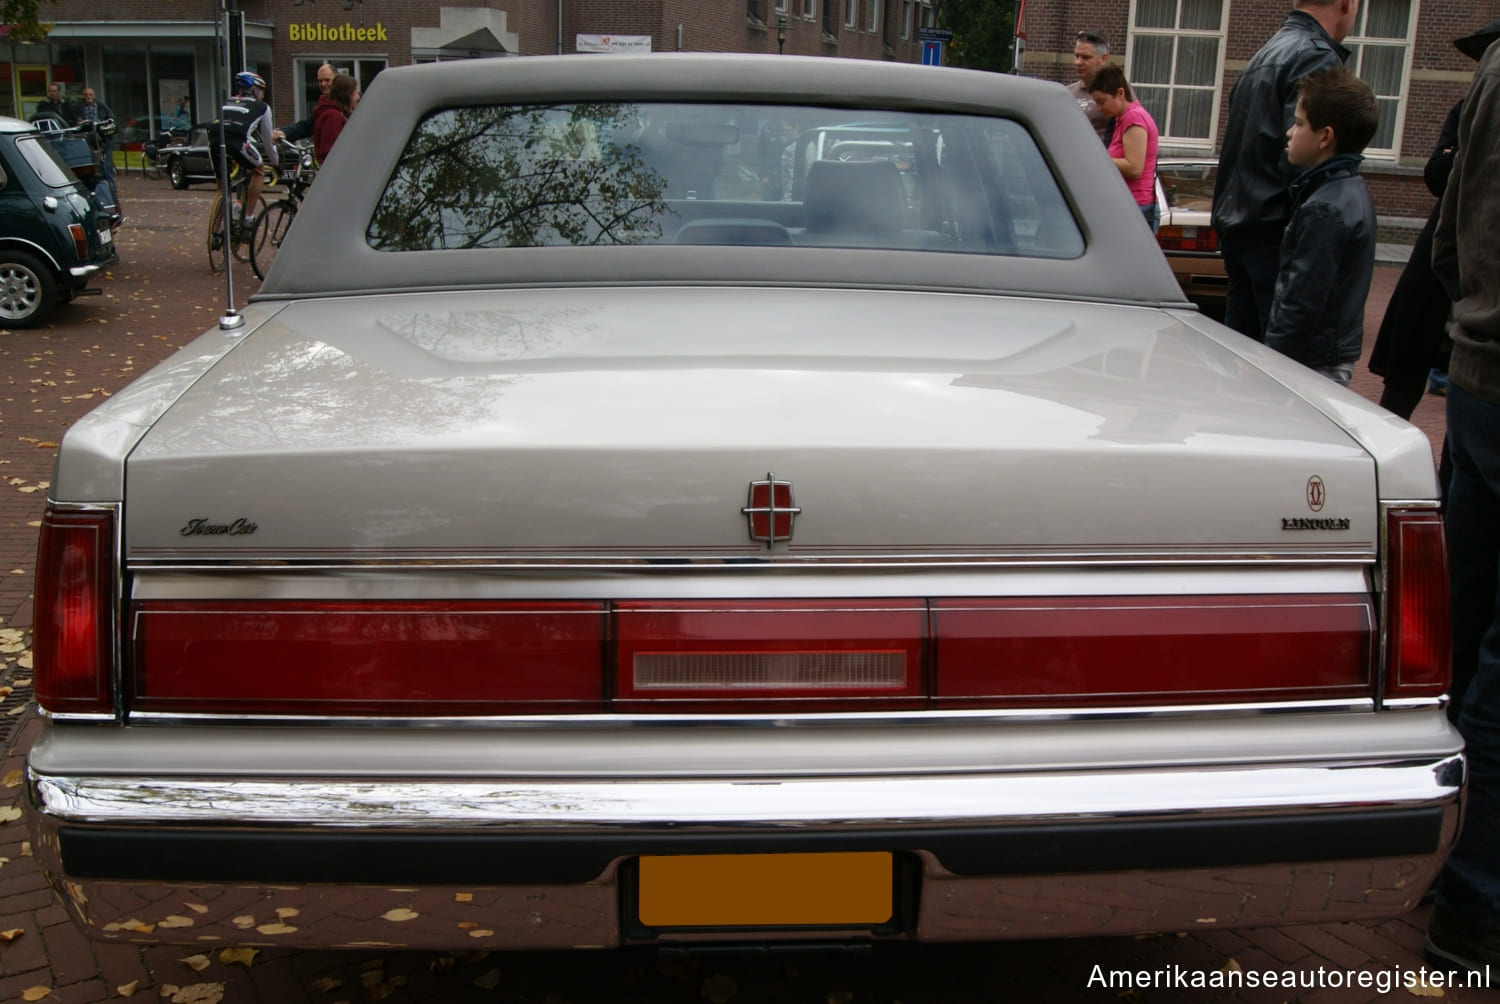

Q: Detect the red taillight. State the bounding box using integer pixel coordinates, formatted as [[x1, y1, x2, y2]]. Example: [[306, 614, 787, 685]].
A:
[[35, 507, 116, 716], [613, 600, 926, 712], [1157, 225, 1219, 253], [935, 594, 1373, 707], [132, 601, 605, 715], [1384, 508, 1451, 700], [67, 223, 89, 260]]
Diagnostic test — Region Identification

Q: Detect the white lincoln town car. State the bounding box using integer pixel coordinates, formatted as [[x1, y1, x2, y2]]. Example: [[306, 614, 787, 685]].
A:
[[27, 54, 1460, 951]]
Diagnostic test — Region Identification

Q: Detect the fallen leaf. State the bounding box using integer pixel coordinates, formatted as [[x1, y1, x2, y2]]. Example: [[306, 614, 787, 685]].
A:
[[310, 976, 342, 992], [456, 921, 480, 930], [1220, 958, 1242, 974], [178, 954, 211, 971], [1408, 975, 1446, 998], [21, 987, 50, 1001], [0, 928, 21, 941], [472, 969, 502, 990], [381, 908, 419, 922], [702, 974, 737, 1004], [108, 918, 154, 934], [36, 442, 57, 449], [275, 906, 300, 919], [184, 903, 209, 914], [15, 653, 30, 671], [359, 971, 384, 988], [21, 841, 32, 856], [1196, 917, 1217, 924], [0, 806, 21, 823], [468, 929, 494, 938], [428, 957, 455, 974], [169, 984, 224, 1004], [159, 916, 195, 929], [229, 916, 256, 930], [454, 892, 473, 902], [161, 986, 180, 998], [257, 921, 299, 934], [218, 947, 258, 967], [117, 981, 140, 997]]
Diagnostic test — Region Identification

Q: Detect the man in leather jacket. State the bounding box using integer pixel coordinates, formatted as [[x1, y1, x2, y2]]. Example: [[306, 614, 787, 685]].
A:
[[1212, 0, 1357, 341]]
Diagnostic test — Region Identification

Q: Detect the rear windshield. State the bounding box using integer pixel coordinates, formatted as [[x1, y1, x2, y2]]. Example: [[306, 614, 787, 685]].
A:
[[14, 135, 81, 189], [368, 102, 1083, 259]]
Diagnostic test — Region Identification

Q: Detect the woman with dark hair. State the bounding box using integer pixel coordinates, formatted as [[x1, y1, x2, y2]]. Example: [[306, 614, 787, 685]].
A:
[[1090, 64, 1161, 232], [313, 73, 360, 165]]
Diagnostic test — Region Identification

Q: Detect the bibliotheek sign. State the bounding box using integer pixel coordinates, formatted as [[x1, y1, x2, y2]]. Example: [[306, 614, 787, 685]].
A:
[[288, 22, 390, 42]]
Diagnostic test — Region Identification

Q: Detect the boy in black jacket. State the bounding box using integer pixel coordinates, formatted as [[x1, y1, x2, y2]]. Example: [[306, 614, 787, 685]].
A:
[[1263, 67, 1378, 386]]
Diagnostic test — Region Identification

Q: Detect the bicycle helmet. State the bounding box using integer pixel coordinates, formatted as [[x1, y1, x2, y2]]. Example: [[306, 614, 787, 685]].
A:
[[235, 71, 266, 93]]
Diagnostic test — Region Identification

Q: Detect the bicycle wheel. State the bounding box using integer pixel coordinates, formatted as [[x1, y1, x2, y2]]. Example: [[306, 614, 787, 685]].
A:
[[206, 193, 227, 274], [250, 199, 294, 281], [142, 150, 164, 181], [230, 195, 267, 264]]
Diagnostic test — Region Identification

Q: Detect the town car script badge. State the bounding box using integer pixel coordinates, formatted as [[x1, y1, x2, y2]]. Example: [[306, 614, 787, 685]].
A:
[[742, 473, 800, 548], [1282, 476, 1350, 531]]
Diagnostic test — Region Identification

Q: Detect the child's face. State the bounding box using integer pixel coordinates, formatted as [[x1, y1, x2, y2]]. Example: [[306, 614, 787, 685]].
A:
[[1286, 99, 1328, 168]]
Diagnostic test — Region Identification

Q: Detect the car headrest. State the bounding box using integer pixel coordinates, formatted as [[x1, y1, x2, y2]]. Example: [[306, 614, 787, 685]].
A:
[[803, 159, 906, 236]]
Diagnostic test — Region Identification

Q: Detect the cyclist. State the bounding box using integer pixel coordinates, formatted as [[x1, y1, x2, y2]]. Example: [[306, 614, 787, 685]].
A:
[[219, 71, 275, 239]]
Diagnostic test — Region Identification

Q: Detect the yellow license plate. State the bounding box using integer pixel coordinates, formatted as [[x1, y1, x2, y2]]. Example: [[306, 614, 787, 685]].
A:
[[637, 851, 893, 927]]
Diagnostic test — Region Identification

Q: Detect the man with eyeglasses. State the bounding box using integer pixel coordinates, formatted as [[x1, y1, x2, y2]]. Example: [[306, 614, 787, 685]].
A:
[[1068, 30, 1114, 146], [1212, 0, 1358, 342]]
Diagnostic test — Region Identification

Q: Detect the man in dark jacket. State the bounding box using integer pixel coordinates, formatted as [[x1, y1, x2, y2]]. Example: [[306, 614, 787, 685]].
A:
[[1425, 31, 1500, 985], [274, 62, 335, 145], [1212, 0, 1357, 341], [1263, 67, 1376, 386]]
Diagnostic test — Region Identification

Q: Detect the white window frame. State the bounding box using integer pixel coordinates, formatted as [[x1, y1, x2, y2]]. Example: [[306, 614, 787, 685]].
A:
[[902, 1, 915, 39], [868, 0, 880, 33], [803, 0, 816, 20], [1342, 0, 1419, 160], [921, 1, 934, 29], [845, 0, 858, 30], [775, 0, 788, 13], [1125, 0, 1228, 151]]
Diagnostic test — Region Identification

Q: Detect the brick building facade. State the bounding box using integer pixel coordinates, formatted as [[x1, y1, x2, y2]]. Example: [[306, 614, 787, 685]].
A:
[[0, 1, 932, 152], [1018, 0, 1500, 230]]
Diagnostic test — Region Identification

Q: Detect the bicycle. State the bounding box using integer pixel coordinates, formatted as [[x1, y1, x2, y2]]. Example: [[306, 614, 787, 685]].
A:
[[205, 160, 270, 275], [139, 141, 164, 180], [250, 142, 316, 281]]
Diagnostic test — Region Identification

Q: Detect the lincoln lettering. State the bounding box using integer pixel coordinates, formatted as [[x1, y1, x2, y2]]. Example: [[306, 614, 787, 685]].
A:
[[1281, 517, 1352, 531], [180, 517, 258, 537]]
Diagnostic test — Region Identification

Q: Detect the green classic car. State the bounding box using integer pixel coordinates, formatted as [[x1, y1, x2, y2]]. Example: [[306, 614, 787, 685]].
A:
[[0, 115, 115, 328]]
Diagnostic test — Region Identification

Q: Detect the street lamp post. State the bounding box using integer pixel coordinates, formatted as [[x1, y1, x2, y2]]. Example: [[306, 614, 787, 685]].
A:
[[777, 16, 787, 54]]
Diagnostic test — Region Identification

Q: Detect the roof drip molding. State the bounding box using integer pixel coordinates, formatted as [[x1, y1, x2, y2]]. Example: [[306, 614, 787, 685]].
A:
[[411, 7, 518, 56], [46, 20, 274, 40]]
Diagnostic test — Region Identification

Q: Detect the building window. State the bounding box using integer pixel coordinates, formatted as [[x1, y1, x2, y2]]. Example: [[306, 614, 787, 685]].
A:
[[846, 0, 858, 29], [868, 0, 880, 33], [1127, 0, 1226, 148], [803, 0, 816, 19], [902, 1, 913, 39], [921, 1, 934, 28], [1344, 0, 1416, 156], [775, 0, 788, 13]]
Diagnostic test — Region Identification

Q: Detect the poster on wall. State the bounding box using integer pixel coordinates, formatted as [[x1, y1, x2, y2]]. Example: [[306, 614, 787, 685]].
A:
[[158, 78, 190, 132], [575, 34, 652, 53]]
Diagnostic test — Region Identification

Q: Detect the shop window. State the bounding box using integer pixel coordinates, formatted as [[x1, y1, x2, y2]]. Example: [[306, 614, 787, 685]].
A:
[[1344, 0, 1416, 156], [1127, 0, 1225, 148]]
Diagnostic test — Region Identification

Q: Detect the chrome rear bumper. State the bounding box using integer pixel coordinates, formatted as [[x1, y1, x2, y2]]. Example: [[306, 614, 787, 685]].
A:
[[29, 751, 1464, 949]]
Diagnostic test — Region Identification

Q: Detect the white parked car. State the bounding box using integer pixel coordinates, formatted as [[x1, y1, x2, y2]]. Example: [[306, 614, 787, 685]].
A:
[[28, 55, 1458, 951]]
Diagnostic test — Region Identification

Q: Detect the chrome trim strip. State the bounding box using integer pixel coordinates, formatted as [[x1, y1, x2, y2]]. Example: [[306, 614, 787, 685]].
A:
[[32, 754, 1464, 828], [123, 698, 1379, 729], [1384, 697, 1448, 712], [68, 264, 102, 278], [124, 550, 1378, 569]]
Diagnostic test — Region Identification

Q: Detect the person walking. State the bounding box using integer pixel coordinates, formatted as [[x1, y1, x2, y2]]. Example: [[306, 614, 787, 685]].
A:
[[1424, 30, 1500, 985], [1212, 0, 1358, 342], [1067, 30, 1114, 146], [1089, 65, 1160, 232], [313, 74, 359, 166]]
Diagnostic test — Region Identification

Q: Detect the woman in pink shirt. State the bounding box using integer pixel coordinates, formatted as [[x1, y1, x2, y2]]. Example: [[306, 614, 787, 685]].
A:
[[1090, 65, 1160, 232]]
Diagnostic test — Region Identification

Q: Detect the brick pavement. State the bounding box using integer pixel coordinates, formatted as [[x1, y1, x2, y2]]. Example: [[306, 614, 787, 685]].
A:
[[0, 174, 1492, 1003]]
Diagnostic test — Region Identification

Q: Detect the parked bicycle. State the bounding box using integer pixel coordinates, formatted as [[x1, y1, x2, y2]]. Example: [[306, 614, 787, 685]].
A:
[[30, 114, 123, 230], [250, 141, 316, 280], [139, 141, 165, 180], [206, 159, 270, 275]]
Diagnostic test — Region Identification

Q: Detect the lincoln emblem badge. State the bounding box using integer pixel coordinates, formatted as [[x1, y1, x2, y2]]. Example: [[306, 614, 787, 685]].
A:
[[1306, 475, 1326, 513], [742, 473, 801, 548]]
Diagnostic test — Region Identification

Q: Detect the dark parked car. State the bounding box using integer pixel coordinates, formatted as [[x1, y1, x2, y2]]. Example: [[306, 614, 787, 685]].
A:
[[0, 115, 116, 327], [160, 121, 217, 189]]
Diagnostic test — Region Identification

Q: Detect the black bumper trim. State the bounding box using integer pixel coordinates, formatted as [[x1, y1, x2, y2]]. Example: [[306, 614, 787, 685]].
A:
[[59, 806, 1444, 885]]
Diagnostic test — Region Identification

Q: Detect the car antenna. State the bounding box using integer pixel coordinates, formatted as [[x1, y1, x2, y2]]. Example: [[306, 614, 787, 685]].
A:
[[213, 0, 244, 332]]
